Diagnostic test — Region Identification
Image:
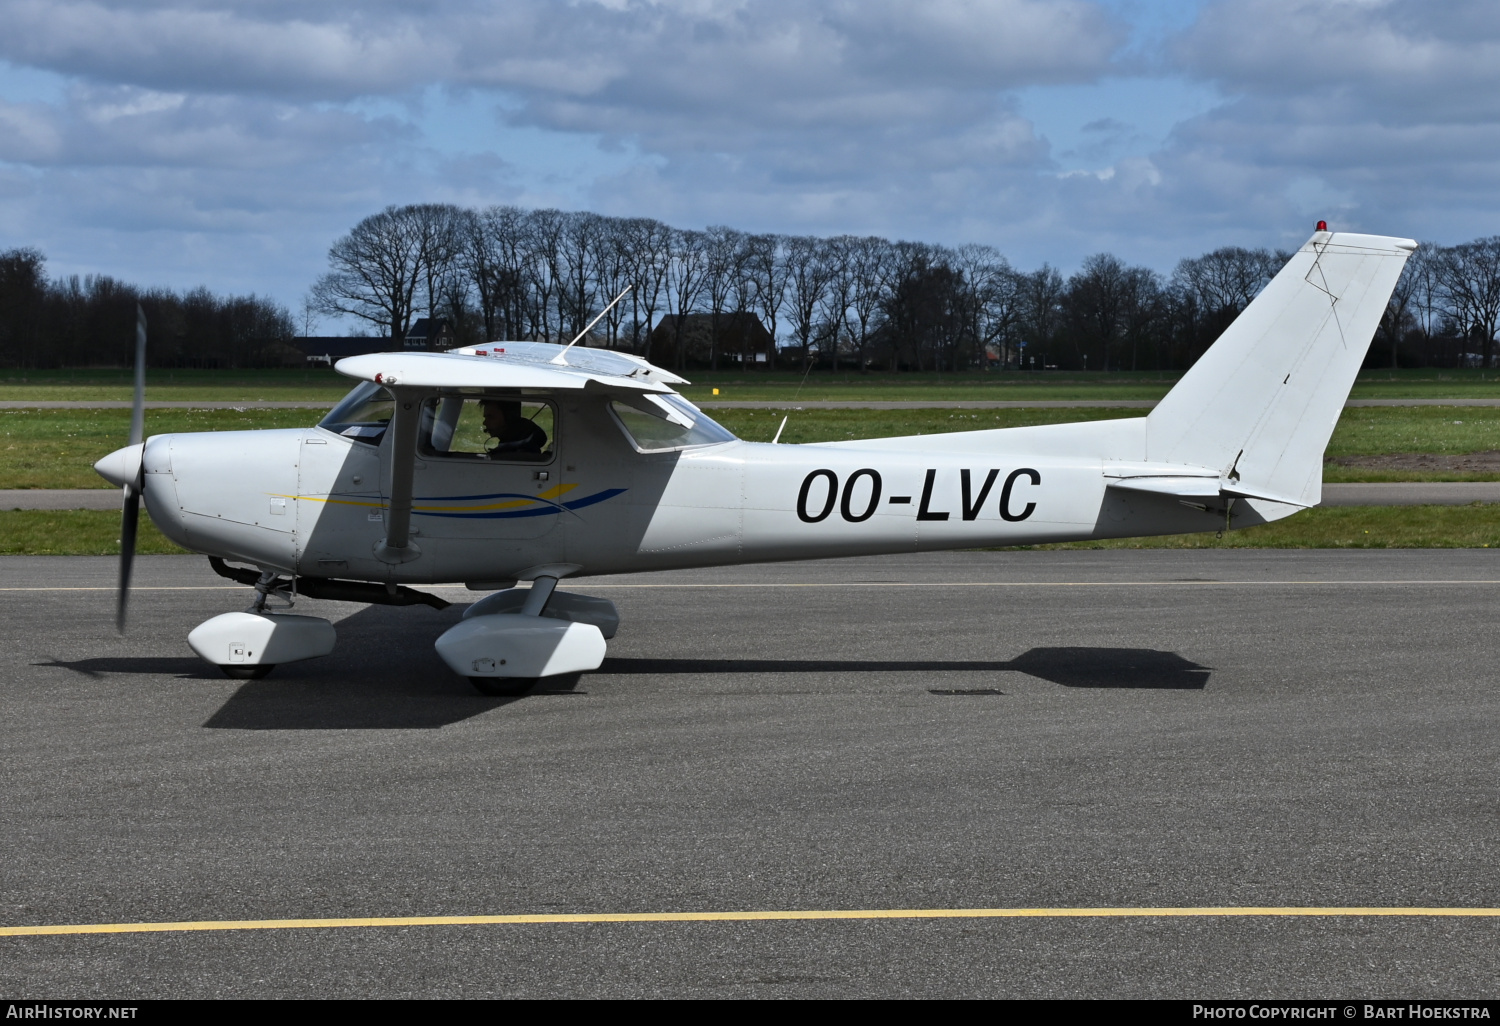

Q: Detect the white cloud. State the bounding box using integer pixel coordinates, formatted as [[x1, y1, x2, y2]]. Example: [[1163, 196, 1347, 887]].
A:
[[4, 0, 1500, 309], [0, 1, 444, 100], [0, 0, 1121, 102], [0, 85, 404, 168], [1160, 0, 1500, 243]]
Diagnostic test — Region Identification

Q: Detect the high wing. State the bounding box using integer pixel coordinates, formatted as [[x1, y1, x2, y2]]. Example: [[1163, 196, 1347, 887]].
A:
[[334, 341, 688, 394]]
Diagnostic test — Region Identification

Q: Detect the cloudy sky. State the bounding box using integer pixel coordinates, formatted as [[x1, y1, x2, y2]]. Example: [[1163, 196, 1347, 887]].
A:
[[1, 0, 1497, 313]]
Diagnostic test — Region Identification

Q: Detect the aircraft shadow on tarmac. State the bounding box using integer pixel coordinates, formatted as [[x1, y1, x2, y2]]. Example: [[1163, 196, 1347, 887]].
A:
[[37, 656, 213, 679], [41, 599, 1209, 730], [192, 645, 1205, 730], [599, 648, 1212, 691]]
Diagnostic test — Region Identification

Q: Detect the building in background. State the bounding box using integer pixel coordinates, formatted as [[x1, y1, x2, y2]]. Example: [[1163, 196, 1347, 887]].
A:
[[646, 313, 774, 369]]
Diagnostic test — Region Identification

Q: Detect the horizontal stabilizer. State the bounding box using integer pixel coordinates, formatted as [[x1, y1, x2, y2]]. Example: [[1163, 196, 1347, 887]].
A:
[[1107, 473, 1310, 508], [1107, 476, 1221, 500]]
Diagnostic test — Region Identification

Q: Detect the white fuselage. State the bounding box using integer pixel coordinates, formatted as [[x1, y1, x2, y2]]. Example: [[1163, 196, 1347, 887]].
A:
[[138, 395, 1253, 585]]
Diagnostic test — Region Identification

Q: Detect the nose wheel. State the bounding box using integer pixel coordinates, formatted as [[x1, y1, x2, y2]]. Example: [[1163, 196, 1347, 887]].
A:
[[220, 664, 276, 680], [469, 677, 537, 697]]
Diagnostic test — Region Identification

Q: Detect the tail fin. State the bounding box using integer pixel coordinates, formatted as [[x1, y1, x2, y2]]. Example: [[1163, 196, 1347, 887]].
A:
[[1146, 230, 1416, 507]]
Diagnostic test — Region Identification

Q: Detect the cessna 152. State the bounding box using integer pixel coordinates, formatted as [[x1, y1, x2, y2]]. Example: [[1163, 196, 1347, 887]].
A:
[[93, 227, 1414, 694]]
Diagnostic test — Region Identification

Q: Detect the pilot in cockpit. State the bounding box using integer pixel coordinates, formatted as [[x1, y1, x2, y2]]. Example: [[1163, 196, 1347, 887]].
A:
[[481, 399, 548, 459]]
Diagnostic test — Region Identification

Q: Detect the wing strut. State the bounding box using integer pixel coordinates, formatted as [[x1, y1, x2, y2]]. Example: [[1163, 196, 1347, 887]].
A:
[[375, 389, 422, 564]]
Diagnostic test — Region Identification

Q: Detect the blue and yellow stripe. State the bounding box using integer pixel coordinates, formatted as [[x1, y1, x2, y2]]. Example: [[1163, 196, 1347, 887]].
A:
[[280, 482, 627, 520]]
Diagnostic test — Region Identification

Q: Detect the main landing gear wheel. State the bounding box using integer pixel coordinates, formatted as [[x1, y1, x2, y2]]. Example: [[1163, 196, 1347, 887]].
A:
[[220, 664, 275, 680], [469, 677, 537, 697]]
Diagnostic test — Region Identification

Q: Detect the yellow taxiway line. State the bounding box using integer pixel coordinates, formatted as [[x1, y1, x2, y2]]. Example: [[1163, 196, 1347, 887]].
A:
[[5, 907, 1500, 938]]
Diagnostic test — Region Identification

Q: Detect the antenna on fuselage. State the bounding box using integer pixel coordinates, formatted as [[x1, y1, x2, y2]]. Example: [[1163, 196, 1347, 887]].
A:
[[771, 415, 788, 444], [553, 285, 633, 362]]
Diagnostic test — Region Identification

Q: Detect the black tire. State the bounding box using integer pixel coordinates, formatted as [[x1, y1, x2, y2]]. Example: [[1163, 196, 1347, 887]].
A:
[[221, 664, 275, 680], [469, 676, 536, 697]]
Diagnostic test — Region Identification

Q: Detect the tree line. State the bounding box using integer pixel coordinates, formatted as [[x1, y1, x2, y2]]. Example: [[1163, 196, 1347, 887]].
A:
[[312, 204, 1500, 372], [0, 248, 296, 369], [3, 208, 1500, 370]]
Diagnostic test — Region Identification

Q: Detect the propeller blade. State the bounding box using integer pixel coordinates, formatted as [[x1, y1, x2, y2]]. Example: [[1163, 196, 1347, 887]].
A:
[[117, 303, 147, 632], [129, 304, 146, 445], [117, 481, 140, 633]]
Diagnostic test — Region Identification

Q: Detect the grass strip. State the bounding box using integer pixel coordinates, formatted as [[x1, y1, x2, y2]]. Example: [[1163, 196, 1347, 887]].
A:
[[0, 505, 1494, 555], [0, 407, 318, 488], [0, 368, 351, 402], [0, 509, 189, 555]]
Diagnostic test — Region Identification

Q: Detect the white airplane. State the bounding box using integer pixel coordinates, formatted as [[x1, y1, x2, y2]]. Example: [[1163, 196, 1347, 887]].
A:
[[93, 227, 1414, 694]]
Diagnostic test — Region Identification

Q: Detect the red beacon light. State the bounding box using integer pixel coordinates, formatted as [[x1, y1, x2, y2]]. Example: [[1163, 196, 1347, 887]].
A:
[[1316, 220, 1328, 231]]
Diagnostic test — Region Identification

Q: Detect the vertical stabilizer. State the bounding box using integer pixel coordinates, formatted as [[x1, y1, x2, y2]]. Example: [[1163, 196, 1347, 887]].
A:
[[1146, 231, 1415, 507]]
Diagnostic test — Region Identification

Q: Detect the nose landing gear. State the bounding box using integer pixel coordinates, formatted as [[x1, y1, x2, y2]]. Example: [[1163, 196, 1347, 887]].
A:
[[468, 676, 538, 697], [189, 568, 335, 680], [188, 610, 337, 680]]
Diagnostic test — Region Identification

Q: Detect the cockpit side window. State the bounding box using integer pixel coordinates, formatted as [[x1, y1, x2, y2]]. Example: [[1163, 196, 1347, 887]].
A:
[[318, 382, 394, 445], [420, 397, 555, 463]]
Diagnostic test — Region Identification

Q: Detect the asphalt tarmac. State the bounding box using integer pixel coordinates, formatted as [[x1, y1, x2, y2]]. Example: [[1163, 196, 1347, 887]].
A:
[[2, 550, 1499, 999]]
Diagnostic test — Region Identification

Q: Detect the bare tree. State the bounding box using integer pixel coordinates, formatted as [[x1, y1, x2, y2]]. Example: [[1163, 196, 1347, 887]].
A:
[[486, 206, 535, 340], [557, 211, 603, 344], [952, 244, 1016, 369], [0, 248, 47, 367], [743, 234, 787, 370], [881, 242, 966, 371], [1016, 265, 1064, 370], [1379, 242, 1436, 368], [1407, 242, 1445, 342], [311, 206, 425, 346], [1119, 266, 1166, 371], [702, 226, 747, 370], [408, 203, 464, 325], [783, 236, 833, 371], [842, 236, 891, 372], [1067, 253, 1131, 371], [291, 291, 318, 337], [619, 218, 672, 354], [460, 207, 501, 341], [1172, 246, 1281, 312], [524, 209, 566, 342], [593, 217, 634, 349], [665, 228, 708, 370], [818, 235, 860, 373], [1437, 238, 1500, 367]]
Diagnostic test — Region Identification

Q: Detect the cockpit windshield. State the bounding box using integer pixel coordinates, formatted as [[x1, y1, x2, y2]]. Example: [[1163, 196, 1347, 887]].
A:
[[319, 381, 394, 444]]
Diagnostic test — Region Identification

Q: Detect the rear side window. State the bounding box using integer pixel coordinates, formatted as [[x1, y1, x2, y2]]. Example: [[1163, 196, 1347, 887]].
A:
[[609, 394, 736, 452]]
